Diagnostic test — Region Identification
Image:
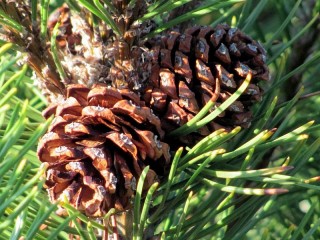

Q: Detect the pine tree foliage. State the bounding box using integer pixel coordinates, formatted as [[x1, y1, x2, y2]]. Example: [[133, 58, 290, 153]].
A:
[[0, 0, 320, 239]]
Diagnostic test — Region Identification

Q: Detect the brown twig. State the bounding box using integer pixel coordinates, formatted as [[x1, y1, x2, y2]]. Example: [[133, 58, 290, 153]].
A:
[[299, 91, 320, 100], [103, 215, 120, 240]]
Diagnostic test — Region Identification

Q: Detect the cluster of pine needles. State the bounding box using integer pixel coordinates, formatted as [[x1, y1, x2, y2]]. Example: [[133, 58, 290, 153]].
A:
[[0, 0, 320, 239]]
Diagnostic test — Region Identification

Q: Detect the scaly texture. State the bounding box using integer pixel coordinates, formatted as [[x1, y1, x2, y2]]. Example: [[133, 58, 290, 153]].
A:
[[1, 1, 270, 218], [142, 24, 269, 144], [38, 84, 170, 217]]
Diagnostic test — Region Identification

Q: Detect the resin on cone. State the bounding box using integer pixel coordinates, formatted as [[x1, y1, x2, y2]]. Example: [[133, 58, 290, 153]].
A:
[[38, 84, 170, 217], [143, 24, 270, 144], [0, 1, 270, 218]]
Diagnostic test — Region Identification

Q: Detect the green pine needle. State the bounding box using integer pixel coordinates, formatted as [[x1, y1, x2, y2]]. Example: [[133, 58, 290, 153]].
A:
[[0, 1, 320, 239]]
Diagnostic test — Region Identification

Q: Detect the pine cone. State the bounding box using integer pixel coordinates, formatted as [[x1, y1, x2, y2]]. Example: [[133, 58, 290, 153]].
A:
[[2, 1, 270, 218], [38, 84, 170, 217], [143, 24, 270, 142]]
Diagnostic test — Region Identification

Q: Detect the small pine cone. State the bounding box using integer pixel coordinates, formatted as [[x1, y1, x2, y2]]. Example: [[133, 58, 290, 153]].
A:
[[38, 84, 170, 217], [144, 24, 269, 141]]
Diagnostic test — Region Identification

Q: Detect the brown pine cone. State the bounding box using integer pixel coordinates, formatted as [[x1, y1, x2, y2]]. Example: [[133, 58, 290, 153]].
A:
[[38, 84, 170, 217], [143, 24, 270, 141]]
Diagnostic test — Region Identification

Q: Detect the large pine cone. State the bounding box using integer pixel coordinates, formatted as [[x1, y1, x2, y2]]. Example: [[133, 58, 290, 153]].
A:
[[37, 84, 170, 217], [143, 24, 269, 140]]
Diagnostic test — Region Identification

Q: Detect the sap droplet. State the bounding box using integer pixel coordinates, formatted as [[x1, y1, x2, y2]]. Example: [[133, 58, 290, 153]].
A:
[[262, 54, 267, 63], [133, 80, 142, 91], [42, 132, 55, 140], [97, 185, 107, 197], [68, 162, 84, 172], [198, 62, 208, 76], [180, 34, 186, 40], [172, 114, 181, 124], [154, 135, 162, 149], [229, 105, 241, 112], [120, 133, 133, 145], [247, 44, 257, 53], [76, 146, 84, 151], [229, 43, 238, 53], [228, 28, 238, 38], [55, 146, 68, 153], [214, 29, 223, 38], [110, 173, 118, 186], [240, 63, 250, 75], [92, 148, 105, 158], [160, 51, 165, 60], [131, 177, 137, 191], [175, 55, 183, 67], [180, 97, 189, 107], [222, 74, 233, 87], [93, 105, 105, 112], [152, 96, 162, 104], [218, 43, 227, 55], [161, 77, 168, 86], [197, 40, 206, 53], [69, 122, 81, 129], [247, 88, 258, 95], [129, 100, 141, 109]]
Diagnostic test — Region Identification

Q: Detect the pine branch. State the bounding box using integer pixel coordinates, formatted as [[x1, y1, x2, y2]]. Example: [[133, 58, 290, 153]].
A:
[[0, 1, 320, 239]]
